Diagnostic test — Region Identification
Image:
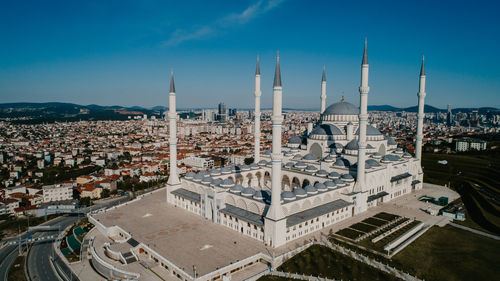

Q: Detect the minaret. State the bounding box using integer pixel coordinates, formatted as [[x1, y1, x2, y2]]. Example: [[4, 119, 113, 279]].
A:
[[264, 52, 286, 248], [355, 39, 370, 192], [167, 70, 180, 190], [320, 66, 327, 114], [268, 52, 284, 220], [254, 56, 262, 163], [415, 56, 426, 161]]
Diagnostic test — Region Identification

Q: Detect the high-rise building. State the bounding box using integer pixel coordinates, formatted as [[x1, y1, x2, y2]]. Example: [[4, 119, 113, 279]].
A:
[[218, 102, 227, 122], [446, 104, 453, 127]]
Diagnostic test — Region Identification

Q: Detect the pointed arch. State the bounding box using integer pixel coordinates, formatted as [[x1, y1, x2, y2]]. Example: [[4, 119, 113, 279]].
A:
[[236, 199, 247, 210], [302, 179, 311, 188], [282, 175, 291, 191]]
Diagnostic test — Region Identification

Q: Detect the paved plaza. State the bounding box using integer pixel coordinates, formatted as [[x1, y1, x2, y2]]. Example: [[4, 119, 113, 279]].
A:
[[87, 184, 460, 280], [93, 189, 269, 277]]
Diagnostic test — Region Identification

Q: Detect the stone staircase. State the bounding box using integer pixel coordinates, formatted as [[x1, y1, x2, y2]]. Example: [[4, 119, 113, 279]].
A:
[[123, 251, 137, 264]]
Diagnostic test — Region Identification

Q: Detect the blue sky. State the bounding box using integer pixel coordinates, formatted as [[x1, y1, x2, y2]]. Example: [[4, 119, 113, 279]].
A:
[[0, 0, 498, 109]]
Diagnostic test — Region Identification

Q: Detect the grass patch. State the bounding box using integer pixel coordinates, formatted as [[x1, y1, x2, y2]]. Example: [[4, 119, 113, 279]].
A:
[[336, 228, 364, 240], [422, 152, 500, 235], [276, 244, 401, 281], [362, 217, 388, 227], [373, 212, 400, 221], [350, 222, 378, 233], [258, 276, 301, 281], [8, 255, 27, 281], [392, 225, 500, 281]]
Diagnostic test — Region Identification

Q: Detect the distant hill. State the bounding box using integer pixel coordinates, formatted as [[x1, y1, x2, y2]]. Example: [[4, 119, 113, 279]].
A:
[[0, 102, 497, 124]]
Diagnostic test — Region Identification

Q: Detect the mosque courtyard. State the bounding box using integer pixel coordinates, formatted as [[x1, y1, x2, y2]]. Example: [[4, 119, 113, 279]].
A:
[[86, 184, 459, 280]]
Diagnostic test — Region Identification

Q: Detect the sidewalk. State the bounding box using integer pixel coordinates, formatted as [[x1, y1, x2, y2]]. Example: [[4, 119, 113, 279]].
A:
[[449, 222, 500, 240]]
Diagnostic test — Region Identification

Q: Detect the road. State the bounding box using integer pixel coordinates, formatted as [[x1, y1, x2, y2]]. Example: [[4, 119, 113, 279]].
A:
[[0, 195, 129, 281]]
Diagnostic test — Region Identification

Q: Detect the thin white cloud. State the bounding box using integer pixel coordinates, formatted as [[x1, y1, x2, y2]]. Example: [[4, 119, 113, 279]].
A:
[[163, 0, 284, 46]]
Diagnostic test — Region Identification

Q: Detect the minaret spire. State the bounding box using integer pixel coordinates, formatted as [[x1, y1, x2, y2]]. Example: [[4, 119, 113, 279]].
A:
[[166, 69, 181, 201], [265, 51, 286, 248], [256, 55, 260, 75], [362, 37, 368, 65], [320, 65, 327, 114], [254, 56, 262, 163], [170, 69, 175, 93], [355, 38, 370, 198], [416, 55, 427, 161], [273, 51, 282, 87], [420, 55, 425, 76]]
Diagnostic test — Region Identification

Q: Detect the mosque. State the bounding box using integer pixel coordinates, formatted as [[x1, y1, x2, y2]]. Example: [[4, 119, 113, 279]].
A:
[[166, 41, 427, 248]]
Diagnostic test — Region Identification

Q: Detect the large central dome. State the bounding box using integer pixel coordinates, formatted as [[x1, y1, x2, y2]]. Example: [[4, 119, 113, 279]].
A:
[[323, 101, 359, 116]]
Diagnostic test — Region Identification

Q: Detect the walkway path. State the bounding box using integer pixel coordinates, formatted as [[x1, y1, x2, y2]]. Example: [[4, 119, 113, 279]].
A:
[[449, 222, 500, 240]]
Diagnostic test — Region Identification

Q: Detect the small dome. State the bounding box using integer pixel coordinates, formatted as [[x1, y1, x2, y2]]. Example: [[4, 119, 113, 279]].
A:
[[304, 185, 318, 194], [372, 152, 382, 159], [201, 176, 213, 184], [303, 153, 318, 161], [323, 101, 359, 115], [330, 142, 343, 149], [295, 162, 307, 169], [355, 125, 382, 136], [199, 170, 209, 176], [366, 144, 375, 149], [381, 154, 401, 163], [281, 191, 296, 201], [314, 182, 327, 191], [288, 136, 302, 144], [292, 154, 303, 160], [285, 162, 294, 168], [310, 124, 343, 136], [341, 174, 354, 181], [241, 165, 250, 171], [221, 167, 232, 174], [193, 173, 204, 182], [294, 188, 307, 198], [386, 137, 396, 145], [242, 187, 255, 196], [324, 180, 336, 189], [284, 151, 294, 157], [366, 159, 381, 167], [345, 139, 359, 150], [333, 178, 345, 186], [305, 165, 318, 172], [253, 190, 269, 200], [230, 184, 244, 193], [322, 155, 335, 162], [403, 152, 412, 158], [316, 169, 328, 176], [185, 172, 195, 179], [335, 158, 350, 167], [211, 178, 222, 187], [210, 169, 222, 176], [220, 178, 235, 188], [258, 160, 268, 166], [328, 171, 340, 179]]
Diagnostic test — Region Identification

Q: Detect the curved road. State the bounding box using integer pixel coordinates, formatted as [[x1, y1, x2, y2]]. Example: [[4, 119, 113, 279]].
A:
[[0, 195, 128, 281]]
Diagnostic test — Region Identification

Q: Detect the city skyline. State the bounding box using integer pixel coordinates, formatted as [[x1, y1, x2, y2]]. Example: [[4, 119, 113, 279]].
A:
[[1, 0, 499, 109]]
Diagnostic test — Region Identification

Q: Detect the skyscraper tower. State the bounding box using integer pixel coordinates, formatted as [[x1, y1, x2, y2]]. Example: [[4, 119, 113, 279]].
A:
[[264, 52, 285, 247], [446, 104, 452, 127], [167, 70, 180, 198], [254, 56, 262, 163], [320, 66, 327, 114], [355, 39, 369, 193], [416, 56, 426, 161]]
